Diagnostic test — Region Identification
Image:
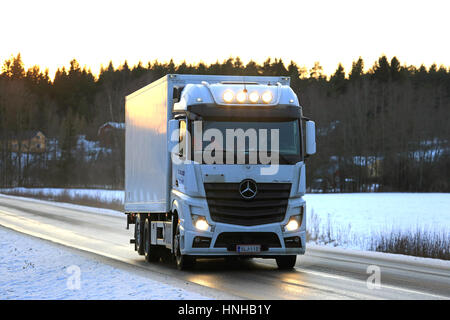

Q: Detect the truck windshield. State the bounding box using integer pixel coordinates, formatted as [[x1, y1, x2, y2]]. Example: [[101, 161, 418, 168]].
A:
[[192, 120, 302, 165]]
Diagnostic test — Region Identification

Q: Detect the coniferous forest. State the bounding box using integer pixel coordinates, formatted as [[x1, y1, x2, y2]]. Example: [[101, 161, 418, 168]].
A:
[[0, 54, 449, 192]]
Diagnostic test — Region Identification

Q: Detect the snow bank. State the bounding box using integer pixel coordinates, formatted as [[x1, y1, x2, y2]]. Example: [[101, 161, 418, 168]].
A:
[[0, 227, 207, 300]]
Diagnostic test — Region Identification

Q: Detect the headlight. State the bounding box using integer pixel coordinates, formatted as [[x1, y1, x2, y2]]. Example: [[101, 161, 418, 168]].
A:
[[236, 91, 247, 103], [192, 214, 209, 231], [262, 91, 273, 103], [223, 90, 234, 103], [284, 211, 303, 232], [249, 91, 259, 103], [285, 217, 300, 231]]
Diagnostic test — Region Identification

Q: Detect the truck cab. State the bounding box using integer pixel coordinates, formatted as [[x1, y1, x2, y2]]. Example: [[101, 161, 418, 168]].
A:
[[125, 74, 316, 270]]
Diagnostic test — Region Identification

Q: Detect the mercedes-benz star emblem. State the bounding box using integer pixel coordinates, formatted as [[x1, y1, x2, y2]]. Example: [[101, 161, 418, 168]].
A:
[[239, 179, 258, 200]]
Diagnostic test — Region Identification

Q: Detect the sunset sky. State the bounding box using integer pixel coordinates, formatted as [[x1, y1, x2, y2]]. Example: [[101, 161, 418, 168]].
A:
[[1, 0, 449, 78]]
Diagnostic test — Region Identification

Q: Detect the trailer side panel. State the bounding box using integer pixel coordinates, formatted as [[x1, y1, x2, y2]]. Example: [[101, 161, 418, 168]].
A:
[[125, 77, 170, 213]]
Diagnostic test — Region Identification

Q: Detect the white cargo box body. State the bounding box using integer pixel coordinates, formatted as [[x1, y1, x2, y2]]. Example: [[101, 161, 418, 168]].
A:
[[125, 74, 290, 213], [125, 76, 170, 213]]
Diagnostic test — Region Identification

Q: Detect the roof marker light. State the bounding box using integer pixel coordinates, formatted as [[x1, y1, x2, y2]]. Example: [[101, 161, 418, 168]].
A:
[[236, 91, 247, 103], [249, 91, 259, 103], [223, 90, 234, 103], [262, 91, 273, 103]]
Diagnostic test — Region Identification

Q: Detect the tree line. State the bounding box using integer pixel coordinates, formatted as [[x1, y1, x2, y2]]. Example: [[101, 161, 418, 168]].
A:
[[0, 54, 449, 191]]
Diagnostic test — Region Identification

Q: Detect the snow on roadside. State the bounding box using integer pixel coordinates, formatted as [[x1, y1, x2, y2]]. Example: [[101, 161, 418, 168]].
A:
[[0, 193, 123, 217], [0, 188, 124, 204], [0, 227, 207, 300], [307, 243, 450, 268]]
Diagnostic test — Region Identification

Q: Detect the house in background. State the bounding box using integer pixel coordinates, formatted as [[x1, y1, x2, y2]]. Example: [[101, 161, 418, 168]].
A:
[[8, 131, 46, 153], [367, 158, 383, 179], [97, 122, 125, 147]]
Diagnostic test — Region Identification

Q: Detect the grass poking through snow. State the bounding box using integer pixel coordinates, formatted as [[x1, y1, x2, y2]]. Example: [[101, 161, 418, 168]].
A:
[[306, 209, 449, 260], [369, 228, 449, 260]]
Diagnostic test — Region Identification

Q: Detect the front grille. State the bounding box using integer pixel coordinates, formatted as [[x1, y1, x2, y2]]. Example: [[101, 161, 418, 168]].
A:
[[204, 182, 291, 226], [214, 232, 281, 249]]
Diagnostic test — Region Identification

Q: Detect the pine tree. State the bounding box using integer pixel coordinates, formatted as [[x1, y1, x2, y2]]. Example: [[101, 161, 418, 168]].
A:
[[244, 60, 259, 76], [330, 63, 346, 93], [58, 112, 77, 186], [222, 58, 234, 75], [1, 53, 25, 79], [349, 57, 364, 81], [372, 55, 390, 82], [167, 59, 176, 74], [287, 61, 301, 89], [272, 58, 288, 76], [390, 56, 401, 81], [309, 62, 324, 80], [233, 57, 244, 74]]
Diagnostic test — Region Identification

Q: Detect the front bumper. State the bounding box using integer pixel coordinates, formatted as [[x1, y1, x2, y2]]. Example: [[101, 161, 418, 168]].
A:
[[181, 222, 306, 256]]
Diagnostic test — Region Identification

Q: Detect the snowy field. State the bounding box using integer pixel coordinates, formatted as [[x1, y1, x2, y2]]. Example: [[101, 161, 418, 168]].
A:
[[304, 193, 450, 249], [1, 188, 449, 252], [304, 193, 450, 232], [0, 227, 207, 300], [0, 187, 123, 204]]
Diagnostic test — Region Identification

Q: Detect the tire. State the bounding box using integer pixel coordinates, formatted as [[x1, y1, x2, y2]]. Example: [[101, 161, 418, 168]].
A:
[[275, 255, 297, 270], [144, 218, 159, 262], [135, 214, 145, 255], [174, 224, 195, 270]]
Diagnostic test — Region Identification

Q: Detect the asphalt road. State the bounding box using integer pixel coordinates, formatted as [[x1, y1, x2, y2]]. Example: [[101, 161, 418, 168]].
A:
[[0, 194, 449, 300]]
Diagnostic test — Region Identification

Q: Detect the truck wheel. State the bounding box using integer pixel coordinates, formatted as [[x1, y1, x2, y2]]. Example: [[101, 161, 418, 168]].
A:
[[144, 219, 159, 262], [174, 225, 195, 270], [135, 214, 145, 255], [275, 255, 297, 270]]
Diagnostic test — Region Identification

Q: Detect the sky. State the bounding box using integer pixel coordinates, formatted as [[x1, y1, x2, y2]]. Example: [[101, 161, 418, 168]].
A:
[[1, 0, 449, 78]]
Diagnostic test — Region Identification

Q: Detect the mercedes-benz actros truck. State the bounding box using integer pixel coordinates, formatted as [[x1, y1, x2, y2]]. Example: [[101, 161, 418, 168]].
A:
[[125, 74, 316, 270]]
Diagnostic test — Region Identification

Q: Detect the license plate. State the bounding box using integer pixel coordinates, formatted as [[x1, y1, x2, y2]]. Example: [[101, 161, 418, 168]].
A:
[[236, 244, 261, 253]]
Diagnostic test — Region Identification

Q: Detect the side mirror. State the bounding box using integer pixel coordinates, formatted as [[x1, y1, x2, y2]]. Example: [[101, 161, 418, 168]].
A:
[[168, 119, 179, 155], [306, 120, 316, 155]]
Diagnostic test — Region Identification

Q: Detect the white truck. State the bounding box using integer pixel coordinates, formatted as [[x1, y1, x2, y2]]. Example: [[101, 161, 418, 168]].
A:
[[125, 74, 316, 270]]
